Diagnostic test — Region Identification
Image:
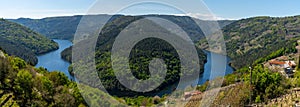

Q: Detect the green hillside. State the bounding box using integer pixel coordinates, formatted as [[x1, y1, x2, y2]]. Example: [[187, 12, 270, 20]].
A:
[[0, 50, 85, 106], [199, 16, 300, 69], [9, 16, 82, 40], [10, 15, 234, 41], [69, 15, 207, 97], [9, 15, 110, 40], [0, 19, 58, 65], [0, 50, 125, 107]]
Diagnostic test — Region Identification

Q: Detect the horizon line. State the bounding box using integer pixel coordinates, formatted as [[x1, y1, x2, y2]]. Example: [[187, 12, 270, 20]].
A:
[[3, 13, 300, 21]]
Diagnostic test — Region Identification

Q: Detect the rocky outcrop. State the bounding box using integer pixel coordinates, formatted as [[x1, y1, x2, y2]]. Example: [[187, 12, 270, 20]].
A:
[[0, 51, 5, 58]]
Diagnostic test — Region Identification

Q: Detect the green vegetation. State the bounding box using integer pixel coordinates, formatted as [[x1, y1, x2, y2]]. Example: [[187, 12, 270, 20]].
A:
[[248, 65, 289, 102], [253, 46, 296, 65], [297, 53, 300, 71], [209, 16, 300, 105], [210, 83, 250, 106], [0, 50, 128, 106], [223, 16, 300, 69], [194, 36, 300, 106], [9, 16, 82, 40], [0, 50, 85, 106], [6, 15, 234, 106], [61, 46, 72, 62], [72, 15, 206, 97], [195, 64, 291, 106], [10, 15, 233, 41], [114, 95, 166, 106], [60, 15, 300, 106], [199, 16, 300, 69], [10, 14, 300, 106], [0, 19, 58, 65]]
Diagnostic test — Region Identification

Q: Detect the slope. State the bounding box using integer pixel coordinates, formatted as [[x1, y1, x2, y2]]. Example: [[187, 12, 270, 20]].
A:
[[0, 19, 58, 65], [199, 16, 300, 69], [0, 50, 123, 107], [10, 15, 234, 41]]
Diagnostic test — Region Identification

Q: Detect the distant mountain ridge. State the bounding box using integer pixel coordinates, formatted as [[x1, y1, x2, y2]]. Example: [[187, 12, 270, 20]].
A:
[[9, 14, 235, 41]]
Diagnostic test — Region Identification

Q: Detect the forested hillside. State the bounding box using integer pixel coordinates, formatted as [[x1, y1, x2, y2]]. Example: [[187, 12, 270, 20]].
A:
[[10, 15, 234, 41], [60, 15, 233, 63], [0, 19, 58, 65], [0, 50, 85, 106], [14, 14, 300, 70], [9, 16, 82, 40], [70, 15, 207, 97], [7, 14, 300, 106], [199, 16, 300, 69], [0, 50, 125, 107], [10, 15, 110, 40]]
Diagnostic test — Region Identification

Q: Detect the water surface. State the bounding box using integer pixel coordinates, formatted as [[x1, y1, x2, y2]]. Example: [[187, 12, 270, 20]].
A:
[[35, 40, 234, 96], [155, 51, 234, 96], [35, 39, 74, 79]]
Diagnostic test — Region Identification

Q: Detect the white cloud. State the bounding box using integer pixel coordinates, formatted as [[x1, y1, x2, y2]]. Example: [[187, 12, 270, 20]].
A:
[[173, 13, 237, 20], [0, 9, 237, 20], [0, 9, 86, 19]]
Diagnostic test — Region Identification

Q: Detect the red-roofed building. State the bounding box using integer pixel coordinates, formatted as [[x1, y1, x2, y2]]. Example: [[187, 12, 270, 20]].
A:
[[269, 60, 286, 67], [184, 90, 202, 100]]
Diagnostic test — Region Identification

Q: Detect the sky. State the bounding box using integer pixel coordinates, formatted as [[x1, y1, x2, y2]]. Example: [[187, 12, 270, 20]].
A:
[[1, 0, 300, 20]]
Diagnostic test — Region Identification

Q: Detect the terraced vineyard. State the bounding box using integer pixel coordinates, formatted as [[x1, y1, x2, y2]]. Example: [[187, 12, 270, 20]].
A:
[[258, 88, 300, 106]]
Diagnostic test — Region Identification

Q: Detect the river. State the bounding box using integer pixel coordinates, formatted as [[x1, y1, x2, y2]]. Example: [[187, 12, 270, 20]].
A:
[[35, 39, 234, 95], [35, 39, 74, 80], [198, 51, 234, 84], [154, 51, 234, 96]]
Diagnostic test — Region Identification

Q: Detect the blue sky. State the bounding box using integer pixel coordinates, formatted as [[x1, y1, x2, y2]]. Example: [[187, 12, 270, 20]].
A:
[[1, 0, 300, 20]]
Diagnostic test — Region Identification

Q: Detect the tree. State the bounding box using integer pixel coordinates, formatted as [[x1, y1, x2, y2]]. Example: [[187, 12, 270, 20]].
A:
[[294, 71, 300, 87], [46, 72, 69, 87], [10, 57, 26, 70], [0, 57, 10, 86], [255, 95, 262, 103], [297, 54, 300, 71], [35, 76, 54, 96], [249, 65, 287, 102], [14, 70, 34, 105]]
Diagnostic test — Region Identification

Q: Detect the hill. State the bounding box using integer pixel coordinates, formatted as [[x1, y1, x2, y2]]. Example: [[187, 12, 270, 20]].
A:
[[0, 19, 58, 65], [199, 16, 300, 69], [19, 14, 300, 70], [10, 15, 234, 41], [0, 50, 85, 106], [0, 50, 125, 107], [9, 15, 111, 40], [59, 15, 233, 63], [9, 16, 83, 40], [68, 15, 210, 97]]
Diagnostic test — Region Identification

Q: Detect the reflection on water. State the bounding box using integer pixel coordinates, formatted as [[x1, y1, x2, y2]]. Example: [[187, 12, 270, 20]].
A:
[[155, 51, 234, 96]]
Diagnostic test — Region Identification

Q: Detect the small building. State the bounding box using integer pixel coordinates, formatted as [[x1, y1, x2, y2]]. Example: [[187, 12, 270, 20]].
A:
[[286, 61, 296, 68], [269, 60, 297, 78], [269, 60, 286, 67], [184, 90, 202, 100], [269, 60, 296, 69]]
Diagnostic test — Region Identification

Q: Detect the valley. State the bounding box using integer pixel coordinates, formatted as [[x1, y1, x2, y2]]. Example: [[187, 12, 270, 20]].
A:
[[1, 14, 300, 106]]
